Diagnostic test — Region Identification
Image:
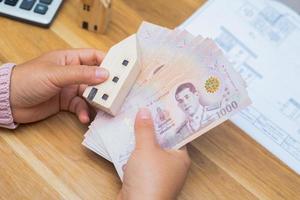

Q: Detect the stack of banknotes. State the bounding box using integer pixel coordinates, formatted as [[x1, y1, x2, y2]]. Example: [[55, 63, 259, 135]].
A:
[[82, 22, 251, 180]]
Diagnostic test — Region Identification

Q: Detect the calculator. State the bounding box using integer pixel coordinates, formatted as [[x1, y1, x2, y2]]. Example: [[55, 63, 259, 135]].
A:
[[0, 0, 63, 27]]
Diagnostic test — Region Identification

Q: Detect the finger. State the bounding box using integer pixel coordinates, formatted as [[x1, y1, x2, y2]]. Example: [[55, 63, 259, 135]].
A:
[[179, 146, 187, 151], [178, 146, 191, 167], [68, 96, 91, 124], [63, 49, 105, 66], [134, 108, 159, 150], [78, 84, 88, 96], [50, 65, 109, 88], [178, 146, 189, 157], [78, 84, 97, 120]]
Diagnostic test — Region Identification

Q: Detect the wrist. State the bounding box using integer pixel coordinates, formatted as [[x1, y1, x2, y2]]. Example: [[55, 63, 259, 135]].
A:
[[0, 63, 18, 129]]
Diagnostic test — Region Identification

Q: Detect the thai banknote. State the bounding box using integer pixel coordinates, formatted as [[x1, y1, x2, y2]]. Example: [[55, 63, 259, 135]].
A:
[[82, 22, 251, 179]]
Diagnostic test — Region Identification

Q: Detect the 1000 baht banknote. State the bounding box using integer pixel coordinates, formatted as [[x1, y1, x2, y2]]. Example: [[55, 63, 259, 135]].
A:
[[83, 22, 251, 179]]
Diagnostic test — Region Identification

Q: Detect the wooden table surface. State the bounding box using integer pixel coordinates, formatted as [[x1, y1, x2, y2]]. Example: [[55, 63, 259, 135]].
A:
[[0, 0, 299, 199]]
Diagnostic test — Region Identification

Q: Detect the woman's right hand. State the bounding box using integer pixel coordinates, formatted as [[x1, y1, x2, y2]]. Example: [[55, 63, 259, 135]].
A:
[[118, 108, 191, 200]]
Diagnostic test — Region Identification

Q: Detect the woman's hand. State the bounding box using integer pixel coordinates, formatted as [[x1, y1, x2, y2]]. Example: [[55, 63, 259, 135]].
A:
[[118, 108, 191, 200], [10, 49, 109, 124]]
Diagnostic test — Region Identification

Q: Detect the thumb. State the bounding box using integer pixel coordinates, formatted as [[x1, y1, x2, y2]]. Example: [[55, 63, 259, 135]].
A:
[[134, 108, 159, 150], [49, 65, 109, 87]]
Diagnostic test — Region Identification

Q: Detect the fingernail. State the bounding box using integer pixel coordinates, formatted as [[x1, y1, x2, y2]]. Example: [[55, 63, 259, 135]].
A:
[[96, 68, 109, 79], [138, 108, 151, 120]]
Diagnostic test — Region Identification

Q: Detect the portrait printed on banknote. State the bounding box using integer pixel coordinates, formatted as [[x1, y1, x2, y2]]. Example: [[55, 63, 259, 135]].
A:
[[154, 79, 220, 148]]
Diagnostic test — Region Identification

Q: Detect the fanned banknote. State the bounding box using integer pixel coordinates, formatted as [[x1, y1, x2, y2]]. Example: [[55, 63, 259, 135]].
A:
[[82, 22, 251, 179]]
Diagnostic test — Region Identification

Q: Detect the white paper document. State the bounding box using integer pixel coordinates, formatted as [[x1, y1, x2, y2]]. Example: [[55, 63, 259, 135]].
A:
[[180, 0, 300, 174]]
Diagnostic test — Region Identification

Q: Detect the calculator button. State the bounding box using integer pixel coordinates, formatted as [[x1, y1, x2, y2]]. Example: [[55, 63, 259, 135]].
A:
[[39, 0, 52, 4], [4, 0, 19, 6], [34, 3, 48, 14], [20, 0, 36, 10]]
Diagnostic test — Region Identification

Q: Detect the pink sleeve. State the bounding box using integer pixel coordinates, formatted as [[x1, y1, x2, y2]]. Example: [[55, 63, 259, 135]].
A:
[[0, 63, 18, 129]]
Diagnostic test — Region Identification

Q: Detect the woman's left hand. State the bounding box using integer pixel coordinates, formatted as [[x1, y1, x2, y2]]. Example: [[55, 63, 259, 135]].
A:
[[10, 49, 109, 124]]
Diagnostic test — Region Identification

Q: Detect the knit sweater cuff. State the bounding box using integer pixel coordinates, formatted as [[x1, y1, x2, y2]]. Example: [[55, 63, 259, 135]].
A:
[[0, 63, 18, 129]]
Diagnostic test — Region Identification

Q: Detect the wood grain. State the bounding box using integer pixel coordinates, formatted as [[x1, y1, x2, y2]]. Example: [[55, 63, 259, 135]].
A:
[[0, 0, 299, 199]]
